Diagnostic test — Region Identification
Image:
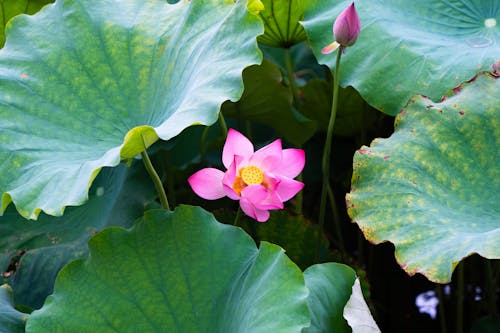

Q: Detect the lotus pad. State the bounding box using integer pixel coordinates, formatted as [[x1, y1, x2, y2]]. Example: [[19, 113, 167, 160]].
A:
[[0, 0, 263, 219], [0, 0, 53, 47], [26, 206, 310, 333], [302, 0, 500, 115], [0, 162, 156, 309], [257, 0, 306, 47], [303, 263, 356, 333], [0, 284, 27, 333], [346, 73, 499, 283]]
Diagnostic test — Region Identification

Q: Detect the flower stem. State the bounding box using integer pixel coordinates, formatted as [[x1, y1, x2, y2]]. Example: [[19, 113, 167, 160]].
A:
[[218, 112, 228, 138], [327, 183, 344, 252], [200, 126, 209, 163], [317, 49, 342, 261], [141, 150, 170, 211], [284, 48, 300, 105], [233, 206, 242, 226]]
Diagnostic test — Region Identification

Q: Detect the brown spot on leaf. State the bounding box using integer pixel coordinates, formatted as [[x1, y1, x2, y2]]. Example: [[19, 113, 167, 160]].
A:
[[345, 198, 354, 209], [466, 75, 478, 83], [459, 110, 465, 115], [383, 155, 390, 160]]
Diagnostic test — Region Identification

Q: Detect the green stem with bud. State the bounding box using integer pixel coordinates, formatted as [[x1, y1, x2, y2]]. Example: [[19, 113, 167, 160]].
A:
[[317, 48, 342, 261]]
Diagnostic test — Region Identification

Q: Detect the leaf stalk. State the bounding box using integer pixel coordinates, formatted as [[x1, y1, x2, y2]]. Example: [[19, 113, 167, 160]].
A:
[[141, 150, 170, 211]]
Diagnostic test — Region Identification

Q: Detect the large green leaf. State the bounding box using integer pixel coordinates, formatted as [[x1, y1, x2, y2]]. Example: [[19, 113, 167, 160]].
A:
[[26, 206, 311, 332], [0, 0, 53, 47], [0, 284, 27, 333], [215, 210, 331, 270], [303, 263, 356, 333], [302, 0, 500, 115], [346, 73, 499, 283], [0, 162, 156, 309], [222, 59, 316, 146], [257, 0, 307, 47], [0, 0, 263, 219]]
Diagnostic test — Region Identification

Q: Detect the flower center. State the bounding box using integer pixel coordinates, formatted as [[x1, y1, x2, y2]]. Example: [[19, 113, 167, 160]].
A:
[[240, 166, 264, 185]]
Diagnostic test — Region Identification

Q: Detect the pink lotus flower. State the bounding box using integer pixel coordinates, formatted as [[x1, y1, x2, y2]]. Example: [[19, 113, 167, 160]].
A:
[[322, 2, 361, 54], [188, 129, 305, 222]]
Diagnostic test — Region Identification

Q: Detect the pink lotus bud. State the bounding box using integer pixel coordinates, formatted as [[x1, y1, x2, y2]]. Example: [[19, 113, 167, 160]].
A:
[[334, 2, 360, 46], [322, 2, 360, 54]]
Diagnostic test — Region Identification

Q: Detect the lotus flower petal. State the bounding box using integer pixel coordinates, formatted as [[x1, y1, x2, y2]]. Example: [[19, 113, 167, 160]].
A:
[[250, 139, 283, 172], [276, 177, 305, 202], [278, 149, 306, 178], [240, 196, 270, 222], [222, 128, 254, 169], [188, 168, 225, 200]]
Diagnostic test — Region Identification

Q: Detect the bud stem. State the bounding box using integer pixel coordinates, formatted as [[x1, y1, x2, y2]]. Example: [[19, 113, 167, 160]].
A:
[[317, 49, 342, 261]]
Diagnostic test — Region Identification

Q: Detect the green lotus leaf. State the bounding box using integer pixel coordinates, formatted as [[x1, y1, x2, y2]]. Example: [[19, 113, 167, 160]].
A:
[[343, 278, 380, 333], [0, 284, 27, 333], [302, 0, 500, 115], [303, 263, 357, 333], [26, 206, 311, 332], [0, 0, 263, 219], [257, 0, 307, 47], [0, 254, 9, 273], [215, 210, 331, 270], [0, 162, 156, 309], [222, 59, 316, 146], [346, 73, 500, 283], [0, 0, 53, 47]]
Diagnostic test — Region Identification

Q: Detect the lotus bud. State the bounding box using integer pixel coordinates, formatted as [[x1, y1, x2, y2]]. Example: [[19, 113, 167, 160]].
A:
[[322, 2, 361, 54], [334, 2, 360, 46]]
